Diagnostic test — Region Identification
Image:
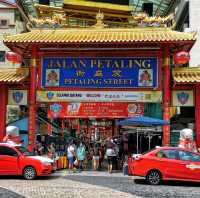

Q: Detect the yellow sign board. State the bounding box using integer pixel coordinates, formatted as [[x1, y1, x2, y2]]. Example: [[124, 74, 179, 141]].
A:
[[37, 90, 162, 103]]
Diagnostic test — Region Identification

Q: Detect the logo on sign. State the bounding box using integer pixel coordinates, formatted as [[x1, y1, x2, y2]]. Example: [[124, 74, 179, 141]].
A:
[[46, 92, 54, 100], [177, 92, 189, 105], [68, 103, 81, 114], [50, 103, 62, 118], [12, 91, 23, 104], [127, 104, 137, 113]]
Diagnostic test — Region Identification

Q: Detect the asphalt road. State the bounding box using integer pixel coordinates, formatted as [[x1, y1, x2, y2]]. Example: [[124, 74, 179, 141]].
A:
[[0, 172, 200, 198], [65, 173, 200, 198], [0, 186, 25, 198]]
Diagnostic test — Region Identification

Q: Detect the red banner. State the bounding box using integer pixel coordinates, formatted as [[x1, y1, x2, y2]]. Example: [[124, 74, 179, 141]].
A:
[[48, 102, 144, 118]]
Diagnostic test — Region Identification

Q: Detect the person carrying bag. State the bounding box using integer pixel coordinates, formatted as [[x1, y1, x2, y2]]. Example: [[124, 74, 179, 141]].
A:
[[106, 139, 116, 174]]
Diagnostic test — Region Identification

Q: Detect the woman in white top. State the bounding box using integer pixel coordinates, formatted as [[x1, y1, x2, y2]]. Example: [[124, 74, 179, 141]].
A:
[[67, 141, 76, 172]]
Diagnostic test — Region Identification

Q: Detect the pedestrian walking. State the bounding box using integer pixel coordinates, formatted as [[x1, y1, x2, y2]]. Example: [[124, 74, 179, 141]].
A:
[[47, 143, 56, 170], [76, 142, 86, 172], [67, 140, 76, 173], [99, 144, 105, 170], [92, 144, 100, 171], [35, 141, 44, 156], [106, 139, 117, 174], [47, 143, 56, 160]]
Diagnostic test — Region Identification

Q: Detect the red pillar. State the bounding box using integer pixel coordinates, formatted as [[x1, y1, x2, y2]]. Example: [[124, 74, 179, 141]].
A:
[[162, 47, 171, 146], [195, 85, 200, 148], [0, 84, 7, 141], [28, 45, 37, 151]]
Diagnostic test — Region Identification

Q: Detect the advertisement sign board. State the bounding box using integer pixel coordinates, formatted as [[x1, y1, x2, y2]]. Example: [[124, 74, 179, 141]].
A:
[[48, 102, 144, 118], [37, 90, 162, 103], [41, 57, 158, 88]]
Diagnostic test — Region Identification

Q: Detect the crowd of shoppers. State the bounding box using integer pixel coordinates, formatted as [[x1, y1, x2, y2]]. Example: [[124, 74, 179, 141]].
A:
[[65, 138, 120, 173], [35, 137, 122, 173]]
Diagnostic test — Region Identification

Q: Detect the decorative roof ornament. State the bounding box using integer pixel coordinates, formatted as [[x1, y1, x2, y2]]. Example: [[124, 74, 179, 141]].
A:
[[129, 12, 175, 28], [29, 13, 67, 28], [92, 10, 107, 29]]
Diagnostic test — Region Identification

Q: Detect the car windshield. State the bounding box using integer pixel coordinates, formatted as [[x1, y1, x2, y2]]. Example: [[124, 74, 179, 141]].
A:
[[15, 146, 34, 156]]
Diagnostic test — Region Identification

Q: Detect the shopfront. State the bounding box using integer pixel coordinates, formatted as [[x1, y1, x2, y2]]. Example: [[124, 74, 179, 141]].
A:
[[3, 25, 196, 151], [37, 56, 162, 151], [170, 68, 200, 146]]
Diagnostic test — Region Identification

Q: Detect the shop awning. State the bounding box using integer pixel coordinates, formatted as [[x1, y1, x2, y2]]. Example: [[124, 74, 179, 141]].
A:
[[0, 68, 29, 83], [173, 67, 200, 83], [4, 28, 196, 44], [8, 117, 28, 132], [117, 116, 169, 126]]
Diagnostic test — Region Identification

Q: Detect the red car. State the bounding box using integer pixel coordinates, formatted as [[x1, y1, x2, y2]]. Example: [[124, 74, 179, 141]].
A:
[[128, 147, 200, 185], [0, 143, 53, 180]]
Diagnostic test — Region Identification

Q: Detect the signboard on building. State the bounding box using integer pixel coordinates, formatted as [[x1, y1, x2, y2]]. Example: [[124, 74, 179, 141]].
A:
[[37, 90, 162, 103], [48, 102, 144, 118], [41, 57, 158, 88], [172, 90, 194, 106], [8, 90, 28, 105]]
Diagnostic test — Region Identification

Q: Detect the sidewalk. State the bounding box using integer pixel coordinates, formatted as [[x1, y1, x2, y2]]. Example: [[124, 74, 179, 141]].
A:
[[53, 169, 132, 178], [0, 171, 139, 198]]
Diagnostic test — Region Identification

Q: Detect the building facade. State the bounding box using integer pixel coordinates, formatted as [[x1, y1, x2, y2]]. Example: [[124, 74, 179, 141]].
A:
[[1, 0, 200, 153], [174, 0, 200, 67], [3, 21, 196, 152], [0, 0, 24, 68]]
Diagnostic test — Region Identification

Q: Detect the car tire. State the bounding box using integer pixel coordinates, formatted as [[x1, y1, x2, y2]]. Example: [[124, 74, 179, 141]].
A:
[[23, 166, 36, 180], [146, 170, 162, 185]]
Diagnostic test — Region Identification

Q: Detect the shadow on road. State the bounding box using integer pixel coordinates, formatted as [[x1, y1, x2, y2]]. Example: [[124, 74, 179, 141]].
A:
[[0, 175, 61, 180], [0, 186, 25, 198], [134, 178, 200, 187], [0, 176, 22, 180], [64, 174, 200, 198], [65, 175, 136, 195]]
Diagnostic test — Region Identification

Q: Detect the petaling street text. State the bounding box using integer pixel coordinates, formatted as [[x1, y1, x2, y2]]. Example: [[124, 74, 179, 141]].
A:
[[64, 78, 133, 85], [46, 58, 152, 69]]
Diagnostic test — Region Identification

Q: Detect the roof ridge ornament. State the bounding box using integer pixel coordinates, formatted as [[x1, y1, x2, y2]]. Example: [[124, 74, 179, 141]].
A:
[[29, 13, 66, 29], [92, 10, 107, 29], [129, 12, 175, 28]]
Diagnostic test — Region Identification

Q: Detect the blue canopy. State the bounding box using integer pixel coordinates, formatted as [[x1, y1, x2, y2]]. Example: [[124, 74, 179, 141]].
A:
[[8, 117, 28, 132], [117, 116, 169, 126]]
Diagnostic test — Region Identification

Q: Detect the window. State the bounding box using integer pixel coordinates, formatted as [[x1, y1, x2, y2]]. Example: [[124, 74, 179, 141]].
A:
[[191, 154, 200, 162], [0, 146, 18, 157], [16, 146, 33, 156], [156, 150, 178, 159], [0, 19, 9, 28], [178, 151, 192, 161], [0, 51, 5, 62], [178, 151, 200, 162]]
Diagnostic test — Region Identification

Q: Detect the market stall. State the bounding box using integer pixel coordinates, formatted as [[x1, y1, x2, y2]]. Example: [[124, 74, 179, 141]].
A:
[[117, 116, 169, 153]]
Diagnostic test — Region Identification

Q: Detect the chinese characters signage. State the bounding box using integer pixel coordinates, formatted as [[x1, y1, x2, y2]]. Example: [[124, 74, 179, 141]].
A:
[[41, 57, 158, 88], [37, 90, 162, 103], [48, 102, 144, 118]]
